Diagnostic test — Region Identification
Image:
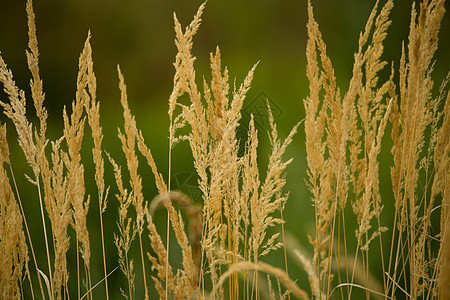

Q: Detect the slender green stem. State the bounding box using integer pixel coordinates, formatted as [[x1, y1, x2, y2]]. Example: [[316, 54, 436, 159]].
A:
[[280, 203, 290, 300], [36, 179, 54, 299], [138, 232, 148, 299], [314, 187, 322, 299], [166, 123, 173, 299], [341, 211, 350, 299], [348, 239, 360, 300], [337, 213, 344, 300], [99, 206, 109, 299], [76, 236, 80, 300]]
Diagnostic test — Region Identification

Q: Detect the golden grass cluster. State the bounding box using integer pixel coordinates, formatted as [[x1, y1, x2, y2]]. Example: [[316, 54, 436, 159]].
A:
[[0, 0, 448, 299]]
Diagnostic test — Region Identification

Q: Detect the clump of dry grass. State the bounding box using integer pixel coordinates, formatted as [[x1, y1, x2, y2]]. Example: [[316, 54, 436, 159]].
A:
[[388, 0, 448, 298], [304, 0, 395, 296], [304, 0, 448, 298], [0, 0, 448, 299]]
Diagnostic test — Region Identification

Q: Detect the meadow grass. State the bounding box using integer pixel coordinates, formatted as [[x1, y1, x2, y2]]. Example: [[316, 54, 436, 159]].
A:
[[0, 0, 448, 299]]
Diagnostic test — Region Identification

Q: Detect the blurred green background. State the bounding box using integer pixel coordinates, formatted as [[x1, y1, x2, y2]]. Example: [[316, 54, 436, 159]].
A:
[[1, 0, 449, 298]]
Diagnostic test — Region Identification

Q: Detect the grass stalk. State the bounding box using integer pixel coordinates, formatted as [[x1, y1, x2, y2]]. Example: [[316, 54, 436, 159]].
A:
[[36, 179, 54, 299], [138, 232, 148, 299], [166, 140, 172, 300], [99, 208, 109, 299], [280, 204, 290, 300], [76, 236, 80, 300], [9, 164, 46, 300]]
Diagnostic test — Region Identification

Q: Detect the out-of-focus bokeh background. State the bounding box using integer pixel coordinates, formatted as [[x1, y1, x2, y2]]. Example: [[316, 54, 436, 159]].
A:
[[1, 0, 449, 298]]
